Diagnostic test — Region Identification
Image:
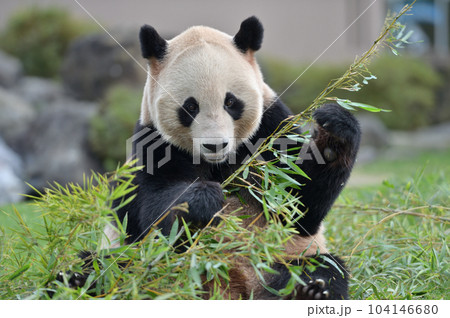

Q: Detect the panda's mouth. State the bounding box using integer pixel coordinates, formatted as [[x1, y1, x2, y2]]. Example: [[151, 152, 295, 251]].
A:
[[197, 140, 232, 164], [201, 152, 228, 164]]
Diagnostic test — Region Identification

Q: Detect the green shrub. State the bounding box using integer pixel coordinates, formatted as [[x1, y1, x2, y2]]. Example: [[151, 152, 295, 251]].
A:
[[89, 84, 142, 171], [353, 56, 443, 130], [0, 6, 94, 78], [261, 55, 443, 130], [262, 58, 345, 112]]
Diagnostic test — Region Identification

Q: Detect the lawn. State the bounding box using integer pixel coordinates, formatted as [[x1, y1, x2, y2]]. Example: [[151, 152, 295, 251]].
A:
[[328, 148, 449, 299], [0, 202, 40, 234], [0, 148, 448, 299]]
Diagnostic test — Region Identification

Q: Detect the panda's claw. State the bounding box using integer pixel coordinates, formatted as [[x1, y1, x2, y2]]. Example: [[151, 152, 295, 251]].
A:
[[302, 285, 309, 294], [315, 278, 326, 288], [292, 277, 330, 300]]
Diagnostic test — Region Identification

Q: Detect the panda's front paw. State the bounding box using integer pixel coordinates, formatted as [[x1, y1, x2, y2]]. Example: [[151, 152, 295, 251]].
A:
[[313, 103, 361, 144], [290, 278, 330, 300], [178, 181, 225, 227]]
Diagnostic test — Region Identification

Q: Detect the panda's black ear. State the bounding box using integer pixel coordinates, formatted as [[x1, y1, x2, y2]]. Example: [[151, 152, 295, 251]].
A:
[[139, 24, 167, 60], [233, 16, 264, 53]]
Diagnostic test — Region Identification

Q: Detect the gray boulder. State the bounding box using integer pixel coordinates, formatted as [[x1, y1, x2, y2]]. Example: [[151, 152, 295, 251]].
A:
[[0, 137, 22, 177], [17, 100, 104, 191], [357, 114, 389, 149], [14, 76, 63, 109], [0, 87, 36, 146], [391, 122, 450, 150], [0, 137, 25, 205], [355, 114, 390, 164], [61, 29, 146, 101], [0, 50, 23, 88]]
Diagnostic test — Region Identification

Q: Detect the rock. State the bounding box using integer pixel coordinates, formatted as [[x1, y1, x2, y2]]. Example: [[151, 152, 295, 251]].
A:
[[0, 137, 22, 177], [61, 29, 146, 101], [0, 50, 23, 88], [357, 114, 389, 149], [0, 87, 36, 146], [14, 76, 63, 109], [0, 164, 24, 205], [0, 137, 25, 205], [390, 122, 450, 150], [17, 100, 104, 192], [355, 146, 379, 165]]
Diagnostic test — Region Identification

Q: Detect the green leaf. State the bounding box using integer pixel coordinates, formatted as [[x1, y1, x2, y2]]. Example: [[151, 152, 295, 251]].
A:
[[348, 101, 391, 113], [8, 264, 30, 280], [181, 218, 193, 245], [168, 218, 179, 245], [243, 166, 249, 180], [336, 98, 391, 113], [336, 99, 356, 111], [322, 255, 345, 278], [256, 262, 279, 274], [269, 167, 300, 186], [285, 160, 310, 180], [382, 180, 395, 189]]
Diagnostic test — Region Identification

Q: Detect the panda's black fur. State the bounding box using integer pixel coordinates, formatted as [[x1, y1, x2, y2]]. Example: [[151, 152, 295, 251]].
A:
[[65, 17, 360, 300]]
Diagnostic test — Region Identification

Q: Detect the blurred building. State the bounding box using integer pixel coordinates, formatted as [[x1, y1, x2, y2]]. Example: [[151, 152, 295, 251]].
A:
[[389, 0, 450, 57], [0, 0, 448, 61]]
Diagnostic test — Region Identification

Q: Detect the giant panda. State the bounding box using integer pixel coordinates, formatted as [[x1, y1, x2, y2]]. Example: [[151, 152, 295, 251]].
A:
[[98, 16, 361, 300]]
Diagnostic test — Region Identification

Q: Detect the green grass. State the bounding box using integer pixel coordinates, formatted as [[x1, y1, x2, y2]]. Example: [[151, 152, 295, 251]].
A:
[[353, 148, 450, 180], [0, 202, 40, 234], [0, 149, 448, 299], [325, 148, 450, 299]]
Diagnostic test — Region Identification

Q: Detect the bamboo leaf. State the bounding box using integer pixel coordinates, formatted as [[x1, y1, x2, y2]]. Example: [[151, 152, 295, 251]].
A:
[[8, 264, 30, 280]]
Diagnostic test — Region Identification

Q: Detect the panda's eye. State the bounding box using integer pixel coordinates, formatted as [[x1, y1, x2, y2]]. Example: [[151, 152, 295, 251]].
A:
[[225, 96, 235, 108], [187, 103, 198, 113]]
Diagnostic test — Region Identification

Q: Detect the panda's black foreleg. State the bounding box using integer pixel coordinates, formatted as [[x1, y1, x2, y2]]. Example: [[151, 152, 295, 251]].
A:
[[264, 253, 349, 300], [292, 103, 361, 236], [172, 180, 225, 229], [129, 179, 226, 238]]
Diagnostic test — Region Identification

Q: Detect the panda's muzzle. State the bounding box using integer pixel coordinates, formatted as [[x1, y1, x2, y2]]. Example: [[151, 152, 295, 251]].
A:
[[200, 141, 231, 163], [202, 142, 229, 153]]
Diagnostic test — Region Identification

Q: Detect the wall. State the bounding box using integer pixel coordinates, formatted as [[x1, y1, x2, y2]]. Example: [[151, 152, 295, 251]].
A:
[[0, 0, 385, 63]]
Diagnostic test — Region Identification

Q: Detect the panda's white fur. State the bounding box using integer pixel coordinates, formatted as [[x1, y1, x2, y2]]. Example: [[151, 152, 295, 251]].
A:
[[140, 26, 276, 162], [100, 222, 120, 249]]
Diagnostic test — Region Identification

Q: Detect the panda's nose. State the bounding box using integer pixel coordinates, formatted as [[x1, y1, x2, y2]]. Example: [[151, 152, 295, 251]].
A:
[[202, 142, 229, 153]]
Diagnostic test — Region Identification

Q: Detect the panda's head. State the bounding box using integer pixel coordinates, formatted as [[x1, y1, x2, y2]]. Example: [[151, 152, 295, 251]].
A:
[[139, 16, 275, 163]]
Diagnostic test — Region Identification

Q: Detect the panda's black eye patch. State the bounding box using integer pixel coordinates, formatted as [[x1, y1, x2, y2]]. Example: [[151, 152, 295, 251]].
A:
[[178, 97, 199, 127], [224, 92, 244, 120]]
